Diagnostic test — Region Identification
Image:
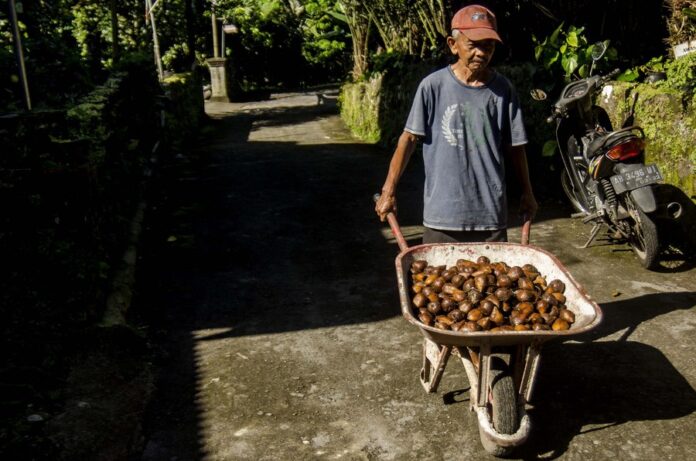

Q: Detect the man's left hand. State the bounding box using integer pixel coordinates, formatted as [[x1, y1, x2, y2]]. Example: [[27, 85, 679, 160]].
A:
[[519, 191, 538, 221]]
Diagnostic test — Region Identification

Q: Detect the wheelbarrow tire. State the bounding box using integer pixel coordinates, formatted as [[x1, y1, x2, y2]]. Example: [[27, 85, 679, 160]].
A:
[[479, 360, 518, 457]]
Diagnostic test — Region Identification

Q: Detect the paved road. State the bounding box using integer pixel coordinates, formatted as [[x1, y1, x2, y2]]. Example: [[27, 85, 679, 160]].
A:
[[136, 91, 696, 460]]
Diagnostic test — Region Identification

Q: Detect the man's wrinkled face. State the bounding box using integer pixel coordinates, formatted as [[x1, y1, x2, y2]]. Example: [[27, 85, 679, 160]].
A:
[[449, 33, 496, 72]]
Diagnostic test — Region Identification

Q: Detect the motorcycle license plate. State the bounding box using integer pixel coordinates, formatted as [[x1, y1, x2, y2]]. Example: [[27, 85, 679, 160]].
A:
[[610, 164, 662, 194]]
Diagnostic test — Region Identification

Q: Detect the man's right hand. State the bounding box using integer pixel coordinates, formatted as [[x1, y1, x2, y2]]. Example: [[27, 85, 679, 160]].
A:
[[375, 193, 397, 222]]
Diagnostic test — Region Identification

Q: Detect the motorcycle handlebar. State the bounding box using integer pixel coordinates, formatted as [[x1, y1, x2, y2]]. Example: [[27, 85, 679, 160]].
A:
[[547, 68, 621, 123], [546, 68, 621, 123], [546, 106, 563, 123], [600, 68, 621, 84]]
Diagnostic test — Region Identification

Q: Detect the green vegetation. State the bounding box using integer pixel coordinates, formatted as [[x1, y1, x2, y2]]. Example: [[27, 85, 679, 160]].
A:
[[207, 0, 351, 91], [1, 6, 206, 455], [1, 0, 353, 110], [163, 71, 206, 152], [532, 24, 617, 81], [617, 56, 667, 82], [665, 52, 696, 95], [339, 60, 432, 146]]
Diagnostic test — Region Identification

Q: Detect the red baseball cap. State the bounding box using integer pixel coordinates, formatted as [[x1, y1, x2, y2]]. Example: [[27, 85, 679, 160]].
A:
[[451, 4, 502, 43]]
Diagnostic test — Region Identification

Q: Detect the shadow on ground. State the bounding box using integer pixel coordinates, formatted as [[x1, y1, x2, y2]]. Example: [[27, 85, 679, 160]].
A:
[[137, 101, 412, 458], [134, 99, 695, 460], [517, 339, 696, 459]]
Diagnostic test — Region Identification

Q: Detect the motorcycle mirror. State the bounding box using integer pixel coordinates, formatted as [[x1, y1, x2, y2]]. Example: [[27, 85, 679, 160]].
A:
[[589, 41, 608, 76], [530, 88, 547, 101], [591, 41, 607, 61]]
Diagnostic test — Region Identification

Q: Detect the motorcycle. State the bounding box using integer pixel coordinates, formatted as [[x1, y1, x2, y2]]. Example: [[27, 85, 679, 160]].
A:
[[532, 43, 682, 270]]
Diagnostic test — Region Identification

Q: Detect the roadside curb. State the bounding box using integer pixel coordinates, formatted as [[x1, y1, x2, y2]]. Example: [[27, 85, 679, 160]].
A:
[[100, 200, 147, 327], [45, 199, 155, 460]]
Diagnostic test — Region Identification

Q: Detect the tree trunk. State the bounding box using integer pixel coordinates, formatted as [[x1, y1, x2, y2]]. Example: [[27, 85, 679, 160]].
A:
[[339, 1, 371, 79], [110, 0, 120, 63], [185, 0, 196, 67]]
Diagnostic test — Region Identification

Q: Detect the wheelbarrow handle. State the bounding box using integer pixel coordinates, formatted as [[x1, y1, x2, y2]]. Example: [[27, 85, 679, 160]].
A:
[[374, 193, 532, 249], [373, 193, 409, 252], [521, 217, 531, 246]]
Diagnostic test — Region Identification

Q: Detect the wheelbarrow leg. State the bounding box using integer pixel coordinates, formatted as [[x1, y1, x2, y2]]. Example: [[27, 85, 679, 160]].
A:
[[516, 343, 542, 404], [420, 338, 451, 393], [476, 343, 492, 407]]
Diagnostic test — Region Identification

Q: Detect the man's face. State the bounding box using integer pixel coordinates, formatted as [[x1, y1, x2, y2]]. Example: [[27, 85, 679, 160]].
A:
[[448, 33, 496, 72]]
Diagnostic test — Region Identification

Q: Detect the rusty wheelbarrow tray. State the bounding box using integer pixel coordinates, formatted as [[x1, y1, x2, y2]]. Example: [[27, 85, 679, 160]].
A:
[[377, 196, 603, 457]]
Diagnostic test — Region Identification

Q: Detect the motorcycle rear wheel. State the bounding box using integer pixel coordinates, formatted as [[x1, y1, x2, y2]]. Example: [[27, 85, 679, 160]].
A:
[[625, 199, 660, 270]]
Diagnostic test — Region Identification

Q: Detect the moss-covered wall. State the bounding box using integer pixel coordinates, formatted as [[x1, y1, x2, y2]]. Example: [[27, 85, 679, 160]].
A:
[[597, 82, 695, 197], [338, 74, 383, 144], [339, 62, 434, 148]]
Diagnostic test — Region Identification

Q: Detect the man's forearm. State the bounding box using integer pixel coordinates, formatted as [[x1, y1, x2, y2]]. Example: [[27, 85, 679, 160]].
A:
[[507, 144, 534, 194], [382, 131, 418, 195]]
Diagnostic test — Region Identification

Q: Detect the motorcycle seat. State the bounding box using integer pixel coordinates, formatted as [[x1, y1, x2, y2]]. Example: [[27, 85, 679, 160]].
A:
[[586, 128, 640, 158]]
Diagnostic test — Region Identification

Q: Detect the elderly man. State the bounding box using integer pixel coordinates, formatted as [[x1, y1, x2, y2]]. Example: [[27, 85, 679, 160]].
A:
[[375, 4, 537, 243]]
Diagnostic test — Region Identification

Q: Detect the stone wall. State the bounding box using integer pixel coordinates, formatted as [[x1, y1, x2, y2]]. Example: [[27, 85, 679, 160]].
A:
[[339, 62, 435, 148], [597, 82, 696, 198], [338, 74, 383, 144]]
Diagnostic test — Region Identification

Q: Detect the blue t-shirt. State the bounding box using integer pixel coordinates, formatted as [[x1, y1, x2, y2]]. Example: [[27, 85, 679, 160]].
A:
[[404, 66, 527, 231]]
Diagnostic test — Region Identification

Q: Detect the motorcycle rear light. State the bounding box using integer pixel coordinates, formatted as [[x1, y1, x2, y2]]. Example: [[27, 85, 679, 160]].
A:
[[606, 138, 644, 161]]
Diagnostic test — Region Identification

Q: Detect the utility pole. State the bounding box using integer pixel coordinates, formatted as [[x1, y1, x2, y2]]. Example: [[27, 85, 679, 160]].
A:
[[111, 0, 120, 63], [8, 0, 31, 110], [211, 2, 219, 58], [145, 0, 164, 81], [206, 0, 230, 102]]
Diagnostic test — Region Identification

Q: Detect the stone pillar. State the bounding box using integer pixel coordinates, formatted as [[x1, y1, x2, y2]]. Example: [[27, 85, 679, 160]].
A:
[[207, 57, 230, 102]]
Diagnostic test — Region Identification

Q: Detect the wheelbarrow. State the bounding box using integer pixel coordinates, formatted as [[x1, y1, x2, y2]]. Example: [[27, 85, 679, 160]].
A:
[[376, 197, 603, 456]]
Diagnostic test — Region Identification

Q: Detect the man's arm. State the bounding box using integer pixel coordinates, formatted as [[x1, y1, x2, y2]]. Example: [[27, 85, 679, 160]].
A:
[[375, 131, 419, 221], [506, 144, 538, 220]]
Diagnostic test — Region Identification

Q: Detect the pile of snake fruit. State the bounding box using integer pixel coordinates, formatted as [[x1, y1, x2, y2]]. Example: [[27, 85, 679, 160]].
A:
[[410, 256, 575, 332]]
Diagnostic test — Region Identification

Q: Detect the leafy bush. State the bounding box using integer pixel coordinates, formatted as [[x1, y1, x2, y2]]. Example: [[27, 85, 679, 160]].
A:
[[533, 23, 617, 81], [162, 43, 191, 72], [213, 0, 350, 91], [666, 52, 696, 96], [301, 0, 350, 77], [366, 49, 415, 78], [617, 52, 696, 100]]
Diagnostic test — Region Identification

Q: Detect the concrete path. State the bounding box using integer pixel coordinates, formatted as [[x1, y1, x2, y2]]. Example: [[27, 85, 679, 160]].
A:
[[136, 91, 696, 460]]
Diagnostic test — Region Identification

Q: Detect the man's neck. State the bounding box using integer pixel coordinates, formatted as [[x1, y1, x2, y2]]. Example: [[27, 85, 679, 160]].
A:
[[450, 63, 492, 86]]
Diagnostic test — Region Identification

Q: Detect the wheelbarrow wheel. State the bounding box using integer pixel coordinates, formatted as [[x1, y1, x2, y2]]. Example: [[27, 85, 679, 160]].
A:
[[479, 359, 518, 457]]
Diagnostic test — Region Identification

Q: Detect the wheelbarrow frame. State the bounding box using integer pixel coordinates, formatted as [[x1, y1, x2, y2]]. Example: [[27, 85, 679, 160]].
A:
[[375, 194, 603, 454], [396, 241, 603, 451]]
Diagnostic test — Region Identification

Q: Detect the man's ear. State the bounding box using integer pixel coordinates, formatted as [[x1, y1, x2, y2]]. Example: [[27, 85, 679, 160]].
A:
[[447, 36, 457, 55]]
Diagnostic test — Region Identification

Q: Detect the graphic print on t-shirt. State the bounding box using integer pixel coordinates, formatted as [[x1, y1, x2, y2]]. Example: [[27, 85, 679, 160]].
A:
[[441, 104, 463, 147], [440, 102, 493, 150]]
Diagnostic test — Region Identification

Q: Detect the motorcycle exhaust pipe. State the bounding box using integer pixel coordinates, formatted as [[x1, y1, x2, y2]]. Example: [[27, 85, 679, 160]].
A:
[[667, 201, 683, 219]]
